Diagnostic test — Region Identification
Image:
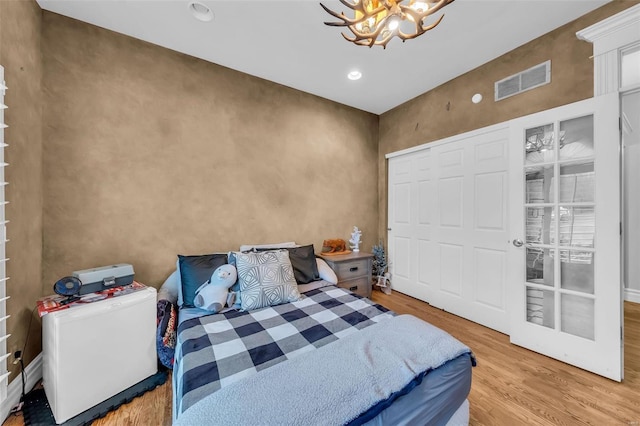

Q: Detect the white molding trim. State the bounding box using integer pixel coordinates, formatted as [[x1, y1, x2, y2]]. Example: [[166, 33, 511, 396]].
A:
[[0, 353, 42, 423], [577, 4, 640, 56], [593, 50, 619, 96], [385, 121, 509, 159], [625, 288, 640, 304], [578, 5, 640, 308], [576, 4, 640, 96]]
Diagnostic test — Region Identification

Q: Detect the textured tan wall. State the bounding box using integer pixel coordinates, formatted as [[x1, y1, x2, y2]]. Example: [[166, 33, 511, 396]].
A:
[[0, 0, 43, 381], [42, 12, 379, 290], [8, 0, 637, 379], [377, 0, 640, 239]]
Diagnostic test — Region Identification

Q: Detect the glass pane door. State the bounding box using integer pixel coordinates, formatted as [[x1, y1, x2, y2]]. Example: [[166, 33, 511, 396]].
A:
[[524, 114, 596, 339], [509, 93, 621, 381]]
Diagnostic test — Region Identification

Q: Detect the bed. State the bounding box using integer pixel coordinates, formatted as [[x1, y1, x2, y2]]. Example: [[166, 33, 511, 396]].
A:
[[163, 246, 475, 425]]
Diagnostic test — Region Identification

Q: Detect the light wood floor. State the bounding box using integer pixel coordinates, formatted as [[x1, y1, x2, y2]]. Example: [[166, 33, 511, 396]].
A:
[[373, 292, 640, 425], [4, 290, 640, 425]]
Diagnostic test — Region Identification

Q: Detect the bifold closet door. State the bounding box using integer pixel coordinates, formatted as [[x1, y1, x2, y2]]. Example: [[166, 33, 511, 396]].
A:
[[388, 126, 510, 334], [388, 150, 434, 302], [430, 128, 510, 333]]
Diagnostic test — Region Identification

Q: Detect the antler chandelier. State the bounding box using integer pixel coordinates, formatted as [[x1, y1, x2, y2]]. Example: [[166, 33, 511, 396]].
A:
[[320, 0, 455, 48]]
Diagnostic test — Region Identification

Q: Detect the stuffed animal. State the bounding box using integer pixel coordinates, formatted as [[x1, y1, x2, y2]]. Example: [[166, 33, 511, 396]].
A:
[[193, 264, 237, 312], [321, 238, 351, 255]]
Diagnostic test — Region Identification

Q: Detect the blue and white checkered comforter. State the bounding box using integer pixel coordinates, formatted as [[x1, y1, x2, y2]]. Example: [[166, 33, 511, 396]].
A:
[[174, 285, 395, 417]]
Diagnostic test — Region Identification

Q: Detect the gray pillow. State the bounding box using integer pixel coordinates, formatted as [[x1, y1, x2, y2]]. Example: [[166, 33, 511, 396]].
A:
[[256, 245, 320, 284], [235, 250, 302, 311]]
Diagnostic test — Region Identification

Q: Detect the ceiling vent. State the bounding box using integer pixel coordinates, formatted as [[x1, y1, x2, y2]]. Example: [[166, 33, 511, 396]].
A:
[[495, 60, 551, 101]]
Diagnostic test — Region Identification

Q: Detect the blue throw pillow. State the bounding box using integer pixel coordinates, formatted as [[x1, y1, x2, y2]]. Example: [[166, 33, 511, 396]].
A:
[[178, 253, 228, 308]]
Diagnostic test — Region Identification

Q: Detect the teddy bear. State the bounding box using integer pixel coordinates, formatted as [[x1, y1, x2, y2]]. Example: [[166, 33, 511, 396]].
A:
[[193, 264, 237, 313]]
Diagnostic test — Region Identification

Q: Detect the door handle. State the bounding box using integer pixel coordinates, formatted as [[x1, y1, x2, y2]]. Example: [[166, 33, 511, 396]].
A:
[[512, 239, 524, 247]]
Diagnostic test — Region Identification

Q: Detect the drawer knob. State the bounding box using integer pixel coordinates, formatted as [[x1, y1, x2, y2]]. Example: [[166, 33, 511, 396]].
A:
[[349, 286, 358, 291], [349, 267, 359, 272]]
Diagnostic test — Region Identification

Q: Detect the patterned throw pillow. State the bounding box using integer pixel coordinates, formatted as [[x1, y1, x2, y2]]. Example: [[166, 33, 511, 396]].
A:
[[235, 250, 302, 311]]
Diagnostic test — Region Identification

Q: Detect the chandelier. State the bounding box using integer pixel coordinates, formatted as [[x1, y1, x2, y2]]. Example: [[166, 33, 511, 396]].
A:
[[320, 0, 455, 48], [525, 127, 567, 153]]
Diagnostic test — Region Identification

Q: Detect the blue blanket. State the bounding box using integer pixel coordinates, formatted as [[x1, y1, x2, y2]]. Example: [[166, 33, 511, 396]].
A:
[[174, 286, 395, 418], [175, 314, 473, 426]]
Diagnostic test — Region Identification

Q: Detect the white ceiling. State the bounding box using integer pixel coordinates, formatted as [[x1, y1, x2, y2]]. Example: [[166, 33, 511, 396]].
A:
[[36, 0, 610, 114]]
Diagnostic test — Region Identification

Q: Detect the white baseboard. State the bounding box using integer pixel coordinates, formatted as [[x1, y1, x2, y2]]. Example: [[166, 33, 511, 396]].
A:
[[625, 288, 640, 304], [0, 352, 42, 423]]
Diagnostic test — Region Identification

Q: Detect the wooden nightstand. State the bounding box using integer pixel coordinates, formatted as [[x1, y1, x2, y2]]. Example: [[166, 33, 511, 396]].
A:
[[318, 252, 373, 298]]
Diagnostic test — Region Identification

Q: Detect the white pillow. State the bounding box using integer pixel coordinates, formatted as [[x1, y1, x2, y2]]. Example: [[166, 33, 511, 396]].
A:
[[158, 269, 179, 304], [239, 242, 297, 252], [316, 258, 338, 285], [176, 259, 184, 307], [297, 280, 334, 293]]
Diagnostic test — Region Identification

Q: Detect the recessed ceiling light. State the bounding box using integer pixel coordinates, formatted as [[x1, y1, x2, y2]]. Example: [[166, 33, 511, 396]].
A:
[[471, 93, 483, 104], [188, 2, 214, 22], [348, 71, 362, 81]]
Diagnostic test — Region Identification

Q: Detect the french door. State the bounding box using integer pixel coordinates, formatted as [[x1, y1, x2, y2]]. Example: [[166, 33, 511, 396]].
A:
[[508, 93, 622, 381]]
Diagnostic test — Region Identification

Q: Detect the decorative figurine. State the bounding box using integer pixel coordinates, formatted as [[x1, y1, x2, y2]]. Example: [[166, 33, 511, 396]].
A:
[[372, 240, 391, 294], [349, 226, 362, 253]]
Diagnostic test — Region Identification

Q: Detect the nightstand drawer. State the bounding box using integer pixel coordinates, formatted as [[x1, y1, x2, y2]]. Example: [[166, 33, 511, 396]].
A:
[[334, 259, 368, 280], [337, 276, 370, 298], [318, 252, 373, 299]]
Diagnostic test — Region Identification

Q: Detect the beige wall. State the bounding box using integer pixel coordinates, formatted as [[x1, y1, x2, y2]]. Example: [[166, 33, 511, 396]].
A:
[[41, 12, 379, 290], [0, 0, 43, 380], [4, 0, 638, 382], [377, 0, 640, 239]]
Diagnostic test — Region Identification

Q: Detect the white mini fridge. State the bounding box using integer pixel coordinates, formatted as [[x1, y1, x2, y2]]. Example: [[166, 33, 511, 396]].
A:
[[42, 287, 158, 424]]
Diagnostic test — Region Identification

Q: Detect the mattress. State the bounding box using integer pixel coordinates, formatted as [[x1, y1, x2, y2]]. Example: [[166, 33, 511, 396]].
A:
[[363, 353, 472, 425], [446, 399, 470, 426], [173, 284, 473, 425]]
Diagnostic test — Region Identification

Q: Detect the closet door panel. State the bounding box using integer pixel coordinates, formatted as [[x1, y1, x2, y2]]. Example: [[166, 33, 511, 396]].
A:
[[475, 172, 506, 232], [474, 247, 507, 310], [388, 156, 415, 297], [439, 177, 464, 229], [388, 125, 509, 334], [416, 152, 435, 298], [439, 243, 463, 297]]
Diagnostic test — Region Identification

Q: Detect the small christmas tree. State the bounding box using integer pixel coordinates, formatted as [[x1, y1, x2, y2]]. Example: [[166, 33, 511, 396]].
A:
[[372, 240, 387, 277], [372, 240, 391, 294]]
